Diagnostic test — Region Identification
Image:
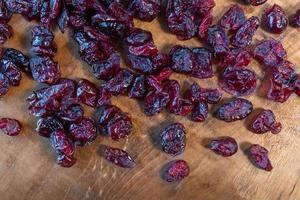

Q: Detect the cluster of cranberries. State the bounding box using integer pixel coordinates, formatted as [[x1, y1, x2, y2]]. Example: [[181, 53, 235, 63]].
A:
[[0, 0, 299, 182]]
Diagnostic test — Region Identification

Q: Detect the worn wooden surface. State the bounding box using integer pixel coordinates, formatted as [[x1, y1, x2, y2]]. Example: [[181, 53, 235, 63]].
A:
[[0, 0, 300, 199]]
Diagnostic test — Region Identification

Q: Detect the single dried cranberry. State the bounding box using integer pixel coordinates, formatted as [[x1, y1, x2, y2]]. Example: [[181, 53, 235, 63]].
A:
[[162, 80, 180, 103], [128, 75, 147, 99], [169, 98, 194, 116], [263, 4, 288, 34], [3, 48, 30, 73], [144, 90, 170, 116], [57, 2, 69, 33], [170, 45, 194, 74], [291, 9, 300, 27], [191, 0, 215, 17], [247, 144, 273, 171], [184, 83, 222, 104], [97, 86, 112, 106], [207, 25, 230, 57], [104, 146, 135, 168], [245, 0, 267, 6], [50, 130, 76, 167], [251, 109, 282, 134], [146, 68, 173, 91], [97, 105, 122, 126], [30, 56, 60, 85], [162, 160, 190, 182], [191, 102, 208, 122], [197, 13, 213, 39], [129, 0, 160, 21], [0, 22, 12, 44], [127, 54, 156, 74], [219, 5, 246, 32], [104, 112, 133, 140], [253, 38, 286, 68], [0, 0, 12, 22], [0, 118, 21, 136], [4, 0, 31, 15], [215, 98, 253, 122], [36, 116, 64, 138], [0, 73, 9, 96], [191, 47, 213, 79], [152, 53, 170, 69], [161, 123, 186, 156], [103, 69, 134, 95], [209, 137, 238, 157], [0, 59, 22, 86], [294, 77, 300, 97], [76, 79, 98, 107], [31, 26, 57, 57], [232, 16, 259, 48], [220, 68, 257, 96], [92, 53, 121, 80], [69, 117, 97, 146], [218, 48, 252, 68], [57, 104, 84, 122]]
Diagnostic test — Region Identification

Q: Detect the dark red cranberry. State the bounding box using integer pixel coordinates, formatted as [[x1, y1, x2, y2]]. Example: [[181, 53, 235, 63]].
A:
[[184, 83, 222, 104], [162, 80, 180, 103], [245, 0, 267, 6], [0, 73, 9, 96], [219, 48, 252, 68], [50, 130, 76, 167], [144, 90, 170, 116], [291, 9, 300, 27], [104, 112, 133, 140], [191, 102, 208, 122], [168, 98, 194, 116], [253, 38, 287, 68], [30, 56, 60, 85], [251, 109, 282, 134], [220, 68, 257, 96], [36, 116, 64, 138], [247, 144, 273, 171], [209, 137, 238, 157], [3, 48, 30, 73], [232, 16, 260, 48], [146, 68, 173, 91], [129, 75, 147, 99], [57, 3, 69, 33], [97, 86, 112, 106], [215, 98, 253, 122], [69, 117, 97, 146], [31, 26, 57, 57], [97, 105, 122, 126], [191, 47, 213, 79], [57, 104, 84, 122], [152, 53, 170, 69], [103, 69, 134, 95], [0, 0, 12, 22], [170, 45, 194, 74], [92, 53, 121, 80], [161, 123, 186, 156], [0, 22, 12, 44], [127, 54, 156, 74], [207, 25, 230, 57], [219, 5, 246, 32], [294, 77, 300, 97], [263, 4, 288, 34], [4, 0, 31, 15], [0, 59, 22, 86], [129, 0, 160, 21], [104, 146, 135, 168], [76, 79, 98, 107], [162, 160, 190, 182], [198, 13, 213, 39], [0, 118, 21, 136]]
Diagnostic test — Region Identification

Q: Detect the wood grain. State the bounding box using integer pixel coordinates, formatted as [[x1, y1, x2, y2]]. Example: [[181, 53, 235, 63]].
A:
[[0, 0, 300, 199]]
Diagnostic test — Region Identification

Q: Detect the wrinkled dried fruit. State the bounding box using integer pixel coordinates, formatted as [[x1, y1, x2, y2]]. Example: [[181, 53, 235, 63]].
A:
[[36, 116, 64, 138], [0, 118, 21, 136], [198, 13, 213, 39], [245, 0, 267, 6], [0, 0, 12, 22], [247, 144, 273, 171], [215, 98, 253, 122], [129, 75, 147, 99], [144, 90, 170, 116], [3, 48, 30, 73], [129, 0, 160, 21], [98, 105, 121, 126], [69, 117, 97, 146], [209, 137, 238, 157], [0, 59, 22, 86], [97, 86, 112, 106], [162, 160, 190, 182], [207, 25, 229, 57], [184, 83, 222, 104], [77, 79, 98, 107], [219, 48, 252, 68], [168, 98, 194, 116], [192, 47, 213, 79], [31, 26, 57, 57], [92, 53, 121, 80], [57, 104, 84, 122], [251, 109, 282, 134], [103, 69, 134, 95], [291, 9, 300, 27], [294, 77, 300, 97], [161, 123, 186, 156], [263, 4, 288, 34], [219, 5, 246, 32], [104, 146, 135, 168], [170, 45, 194, 74], [191, 102, 208, 122], [0, 22, 12, 44], [0, 73, 9, 96]]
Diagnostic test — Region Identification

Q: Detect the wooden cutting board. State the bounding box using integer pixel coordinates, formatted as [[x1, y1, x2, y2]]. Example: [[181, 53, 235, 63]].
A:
[[0, 0, 299, 199]]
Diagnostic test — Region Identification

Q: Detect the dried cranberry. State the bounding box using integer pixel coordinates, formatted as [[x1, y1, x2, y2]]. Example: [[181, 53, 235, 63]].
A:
[[152, 53, 170, 69], [0, 118, 21, 136], [221, 68, 257, 96], [219, 48, 252, 68], [127, 54, 156, 74], [161, 123, 186, 156], [144, 90, 170, 116], [30, 56, 60, 85], [247, 144, 273, 171], [232, 16, 259, 48], [3, 48, 30, 73], [294, 77, 300, 97], [0, 59, 22, 86], [169, 98, 193, 116], [170, 45, 194, 74], [36, 116, 64, 138], [219, 5, 246, 32], [0, 0, 12, 22], [69, 117, 97, 146], [253, 38, 287, 68], [50, 130, 76, 167], [0, 73, 9, 96], [245, 0, 267, 6], [146, 68, 173, 91], [57, 104, 84, 122], [103, 69, 134, 95], [97, 86, 112, 106], [128, 75, 147, 99], [191, 47, 213, 79], [4, 0, 31, 15], [104, 146, 135, 168], [104, 112, 133, 140], [31, 26, 57, 57], [291, 9, 300, 27], [209, 137, 238, 157], [191, 102, 208, 122], [162, 160, 190, 182], [162, 80, 180, 103], [215, 98, 253, 122], [92, 53, 121, 80], [263, 4, 288, 34], [184, 83, 222, 104], [129, 0, 160, 21], [198, 13, 213, 39], [76, 79, 98, 107], [97, 105, 121, 126], [251, 109, 282, 134], [57, 2, 69, 33], [0, 22, 12, 44], [207, 25, 230, 57]]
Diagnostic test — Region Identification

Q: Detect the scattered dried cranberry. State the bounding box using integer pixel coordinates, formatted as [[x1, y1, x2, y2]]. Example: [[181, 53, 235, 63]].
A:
[[127, 55, 156, 74], [191, 102, 208, 122], [192, 47, 213, 79], [198, 13, 213, 39], [253, 38, 287, 68], [0, 0, 12, 22], [291, 9, 300, 27], [215, 98, 253, 122], [0, 22, 12, 44], [104, 146, 135, 168], [69, 117, 97, 146], [220, 68, 257, 96], [162, 160, 190, 182], [245, 0, 267, 6], [263, 4, 288, 34], [247, 144, 273, 171], [144, 90, 170, 116], [0, 59, 22, 86], [232, 16, 259, 48], [219, 48, 252, 68], [31, 26, 57, 57], [129, 0, 160, 21], [184, 83, 222, 104], [98, 105, 121, 125], [0, 73, 9, 96], [129, 75, 147, 99], [77, 79, 98, 107], [0, 118, 21, 136], [207, 25, 230, 57], [36, 116, 64, 138], [97, 86, 112, 106], [170, 45, 194, 74], [3, 48, 30, 73], [168, 98, 194, 116], [219, 5, 246, 32], [294, 77, 300, 97], [57, 104, 84, 122], [209, 137, 238, 157], [92, 53, 121, 80], [251, 109, 282, 134]]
